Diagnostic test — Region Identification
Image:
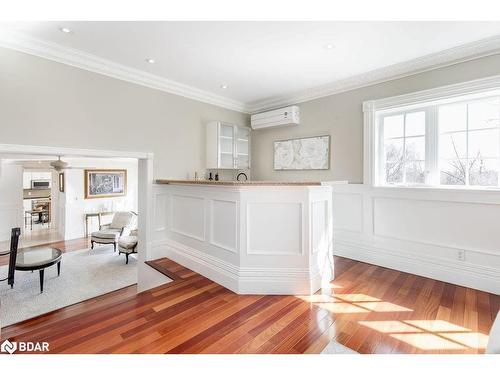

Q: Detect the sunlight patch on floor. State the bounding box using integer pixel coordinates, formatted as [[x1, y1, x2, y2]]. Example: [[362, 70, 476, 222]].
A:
[[358, 319, 488, 351], [359, 320, 420, 333], [301, 292, 413, 314], [403, 320, 470, 332], [390, 333, 466, 350], [333, 293, 381, 302], [319, 302, 369, 314], [356, 301, 412, 312], [440, 332, 489, 348]]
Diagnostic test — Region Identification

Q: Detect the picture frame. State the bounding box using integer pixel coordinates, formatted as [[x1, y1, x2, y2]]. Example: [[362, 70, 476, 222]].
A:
[[274, 135, 330, 170], [58, 172, 65, 193], [84, 169, 127, 199]]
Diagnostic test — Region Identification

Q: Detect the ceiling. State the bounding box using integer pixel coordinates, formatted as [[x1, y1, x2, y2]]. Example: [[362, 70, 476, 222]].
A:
[[2, 21, 500, 112]]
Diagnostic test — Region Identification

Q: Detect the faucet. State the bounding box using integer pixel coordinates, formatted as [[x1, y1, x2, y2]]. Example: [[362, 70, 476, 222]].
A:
[[237, 172, 248, 181]]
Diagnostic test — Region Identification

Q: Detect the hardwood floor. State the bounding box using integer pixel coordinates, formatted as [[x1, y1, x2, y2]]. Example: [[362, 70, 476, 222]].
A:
[[1, 254, 498, 354]]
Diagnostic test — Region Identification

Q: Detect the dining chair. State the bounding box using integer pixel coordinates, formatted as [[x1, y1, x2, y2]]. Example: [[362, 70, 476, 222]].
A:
[[0, 227, 21, 288]]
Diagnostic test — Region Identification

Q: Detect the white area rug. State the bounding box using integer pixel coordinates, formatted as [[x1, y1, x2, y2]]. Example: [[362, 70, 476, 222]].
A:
[[0, 245, 137, 327], [321, 340, 358, 354]]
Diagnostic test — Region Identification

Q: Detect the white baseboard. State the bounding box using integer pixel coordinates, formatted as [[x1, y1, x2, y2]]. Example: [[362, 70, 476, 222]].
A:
[[153, 238, 321, 295], [334, 238, 500, 295]]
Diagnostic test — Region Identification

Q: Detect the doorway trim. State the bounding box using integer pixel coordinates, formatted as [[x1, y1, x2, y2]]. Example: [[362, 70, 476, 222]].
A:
[[0, 143, 169, 292]]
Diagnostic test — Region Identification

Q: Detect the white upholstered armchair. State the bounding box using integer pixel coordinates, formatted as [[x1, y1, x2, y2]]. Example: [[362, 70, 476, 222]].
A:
[[90, 211, 135, 252]]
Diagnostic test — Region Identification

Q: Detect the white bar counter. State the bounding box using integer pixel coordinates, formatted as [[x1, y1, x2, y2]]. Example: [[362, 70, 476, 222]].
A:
[[152, 180, 334, 295]]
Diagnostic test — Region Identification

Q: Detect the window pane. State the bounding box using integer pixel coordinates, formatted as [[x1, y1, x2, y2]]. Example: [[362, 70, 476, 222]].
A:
[[384, 138, 403, 162], [405, 161, 425, 184], [405, 111, 425, 136], [468, 98, 500, 130], [405, 136, 425, 161], [384, 115, 404, 139], [440, 159, 467, 185], [439, 132, 467, 159], [469, 158, 499, 186], [439, 103, 467, 133], [384, 139, 404, 184], [385, 162, 403, 184], [468, 129, 499, 159]]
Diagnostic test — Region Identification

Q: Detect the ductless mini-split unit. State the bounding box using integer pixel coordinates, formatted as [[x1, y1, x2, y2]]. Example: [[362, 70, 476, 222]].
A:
[[250, 106, 300, 130]]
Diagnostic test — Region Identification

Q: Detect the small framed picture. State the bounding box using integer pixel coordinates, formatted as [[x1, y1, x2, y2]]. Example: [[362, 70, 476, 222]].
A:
[[84, 169, 127, 199], [58, 172, 65, 193]]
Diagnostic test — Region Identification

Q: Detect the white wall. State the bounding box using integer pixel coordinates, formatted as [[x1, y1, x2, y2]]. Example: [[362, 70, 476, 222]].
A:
[[0, 163, 23, 241], [330, 183, 500, 294], [251, 53, 500, 183], [59, 158, 138, 240], [0, 47, 249, 180]]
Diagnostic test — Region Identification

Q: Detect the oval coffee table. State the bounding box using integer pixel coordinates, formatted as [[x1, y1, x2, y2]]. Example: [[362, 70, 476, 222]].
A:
[[15, 247, 62, 293]]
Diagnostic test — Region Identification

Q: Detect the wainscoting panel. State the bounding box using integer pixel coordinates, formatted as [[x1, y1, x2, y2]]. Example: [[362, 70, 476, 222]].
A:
[[311, 200, 329, 254], [373, 197, 500, 253], [332, 192, 363, 233], [154, 193, 168, 232], [171, 194, 205, 241], [331, 184, 500, 294], [247, 202, 302, 255], [210, 199, 238, 253]]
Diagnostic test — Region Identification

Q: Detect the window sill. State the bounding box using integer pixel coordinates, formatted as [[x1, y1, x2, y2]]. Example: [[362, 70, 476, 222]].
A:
[[374, 184, 500, 193]]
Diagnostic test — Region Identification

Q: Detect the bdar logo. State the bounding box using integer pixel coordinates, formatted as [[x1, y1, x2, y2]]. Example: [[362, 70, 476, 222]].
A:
[[1, 339, 17, 354]]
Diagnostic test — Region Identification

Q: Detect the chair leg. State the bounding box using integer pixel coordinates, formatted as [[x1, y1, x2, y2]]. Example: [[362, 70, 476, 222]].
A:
[[126, 253, 129, 264], [91, 241, 94, 249], [39, 269, 44, 294], [113, 242, 117, 252]]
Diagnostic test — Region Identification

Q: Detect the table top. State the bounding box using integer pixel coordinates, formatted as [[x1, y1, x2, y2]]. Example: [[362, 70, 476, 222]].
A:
[[16, 247, 62, 270]]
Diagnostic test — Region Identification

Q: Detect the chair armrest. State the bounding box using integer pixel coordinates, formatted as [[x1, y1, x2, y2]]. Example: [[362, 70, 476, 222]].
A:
[[99, 224, 111, 231]]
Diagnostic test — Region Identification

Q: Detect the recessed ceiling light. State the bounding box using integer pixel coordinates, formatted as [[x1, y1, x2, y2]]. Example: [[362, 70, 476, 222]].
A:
[[59, 27, 72, 34], [220, 84, 228, 89], [323, 43, 335, 50], [145, 58, 155, 64]]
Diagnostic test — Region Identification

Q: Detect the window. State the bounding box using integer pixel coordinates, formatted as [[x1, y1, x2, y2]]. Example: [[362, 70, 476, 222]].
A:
[[370, 85, 500, 189], [439, 98, 500, 187], [381, 111, 426, 185]]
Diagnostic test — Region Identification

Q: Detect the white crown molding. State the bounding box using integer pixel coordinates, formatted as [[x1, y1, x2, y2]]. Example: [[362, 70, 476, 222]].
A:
[[2, 27, 500, 115], [0, 29, 248, 113], [248, 34, 500, 113]]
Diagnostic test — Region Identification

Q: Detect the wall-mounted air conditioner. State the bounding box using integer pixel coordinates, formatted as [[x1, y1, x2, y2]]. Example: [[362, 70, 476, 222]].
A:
[[250, 106, 300, 130]]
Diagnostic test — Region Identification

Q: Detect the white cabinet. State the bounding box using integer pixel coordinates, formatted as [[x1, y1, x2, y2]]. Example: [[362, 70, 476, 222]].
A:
[[23, 171, 52, 189], [207, 121, 251, 170]]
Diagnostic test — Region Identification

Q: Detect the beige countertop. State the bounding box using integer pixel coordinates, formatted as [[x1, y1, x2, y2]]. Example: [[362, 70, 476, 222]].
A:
[[155, 179, 324, 186]]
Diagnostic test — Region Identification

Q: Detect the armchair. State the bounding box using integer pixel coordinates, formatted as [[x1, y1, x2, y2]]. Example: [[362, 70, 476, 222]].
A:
[[90, 211, 135, 252], [118, 229, 138, 264]]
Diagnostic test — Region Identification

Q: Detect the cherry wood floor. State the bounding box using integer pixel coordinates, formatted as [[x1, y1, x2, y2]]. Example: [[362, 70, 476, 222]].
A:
[[1, 248, 498, 354]]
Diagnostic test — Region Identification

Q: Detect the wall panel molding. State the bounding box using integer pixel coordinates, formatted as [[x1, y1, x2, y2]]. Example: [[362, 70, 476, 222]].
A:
[[332, 184, 500, 294]]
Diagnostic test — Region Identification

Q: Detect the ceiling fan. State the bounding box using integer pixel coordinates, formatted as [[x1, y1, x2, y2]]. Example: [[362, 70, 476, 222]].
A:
[[49, 156, 93, 171], [49, 156, 69, 171]]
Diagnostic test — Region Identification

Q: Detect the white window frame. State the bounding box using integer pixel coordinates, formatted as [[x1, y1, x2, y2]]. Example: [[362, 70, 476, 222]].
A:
[[364, 74, 500, 190]]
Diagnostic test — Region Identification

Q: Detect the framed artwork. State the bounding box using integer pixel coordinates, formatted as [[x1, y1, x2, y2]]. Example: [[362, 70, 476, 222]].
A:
[[58, 172, 65, 193], [274, 135, 330, 170], [84, 169, 127, 199]]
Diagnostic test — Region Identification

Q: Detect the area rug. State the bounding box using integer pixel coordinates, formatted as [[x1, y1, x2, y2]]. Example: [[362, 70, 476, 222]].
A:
[[0, 245, 138, 327], [321, 340, 358, 354]]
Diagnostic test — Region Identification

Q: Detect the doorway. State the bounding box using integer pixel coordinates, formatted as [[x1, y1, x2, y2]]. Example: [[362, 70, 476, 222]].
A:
[[0, 143, 167, 327]]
